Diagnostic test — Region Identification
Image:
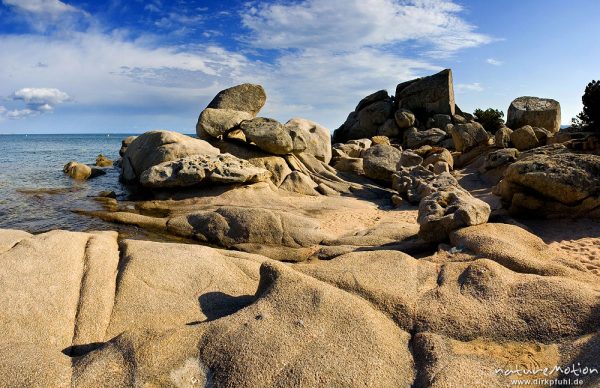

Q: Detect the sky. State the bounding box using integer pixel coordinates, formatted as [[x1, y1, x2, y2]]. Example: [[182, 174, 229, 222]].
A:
[[0, 0, 599, 134]]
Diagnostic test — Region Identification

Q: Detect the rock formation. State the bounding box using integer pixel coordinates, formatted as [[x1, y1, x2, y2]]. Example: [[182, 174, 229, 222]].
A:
[[506, 96, 561, 133], [4, 75, 600, 387], [395, 69, 455, 116]]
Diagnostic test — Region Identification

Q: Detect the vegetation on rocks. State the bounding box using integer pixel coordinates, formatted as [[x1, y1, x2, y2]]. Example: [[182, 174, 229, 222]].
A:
[[473, 107, 505, 133], [573, 80, 600, 131]]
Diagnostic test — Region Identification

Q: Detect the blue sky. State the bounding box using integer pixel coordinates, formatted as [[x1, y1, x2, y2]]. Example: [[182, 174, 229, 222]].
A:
[[0, 0, 598, 134]]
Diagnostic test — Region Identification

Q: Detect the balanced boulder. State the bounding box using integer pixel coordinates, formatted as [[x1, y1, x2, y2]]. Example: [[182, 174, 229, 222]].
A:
[[205, 83, 266, 116], [506, 96, 561, 133]]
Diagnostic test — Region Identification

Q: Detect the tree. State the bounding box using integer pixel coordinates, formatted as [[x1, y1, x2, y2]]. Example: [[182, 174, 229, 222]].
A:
[[473, 108, 505, 133], [573, 80, 600, 131]]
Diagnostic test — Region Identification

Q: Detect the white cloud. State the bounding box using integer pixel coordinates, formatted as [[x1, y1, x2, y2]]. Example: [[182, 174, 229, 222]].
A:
[[486, 58, 502, 66], [241, 0, 491, 55], [2, 0, 78, 15], [11, 87, 70, 105], [455, 82, 484, 93], [0, 32, 257, 123], [0, 0, 493, 130], [3, 87, 71, 119]]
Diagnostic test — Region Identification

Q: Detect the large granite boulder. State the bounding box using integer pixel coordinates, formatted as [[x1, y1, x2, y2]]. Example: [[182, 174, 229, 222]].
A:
[[139, 153, 271, 188], [362, 144, 402, 181], [205, 83, 266, 116], [119, 136, 137, 157], [196, 108, 253, 138], [240, 118, 294, 155], [121, 130, 220, 183], [494, 126, 513, 148], [284, 118, 332, 164], [395, 69, 455, 116], [510, 125, 540, 151], [449, 122, 490, 152], [495, 147, 600, 217], [332, 91, 393, 142], [506, 96, 561, 133]]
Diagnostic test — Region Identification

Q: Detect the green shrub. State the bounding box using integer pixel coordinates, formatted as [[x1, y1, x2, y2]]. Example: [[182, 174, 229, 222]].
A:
[[473, 108, 505, 133], [573, 80, 600, 131]]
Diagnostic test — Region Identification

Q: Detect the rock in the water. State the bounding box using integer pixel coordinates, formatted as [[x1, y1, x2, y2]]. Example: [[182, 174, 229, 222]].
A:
[[206, 83, 266, 116], [418, 188, 491, 242], [394, 109, 416, 129], [196, 108, 253, 138], [139, 153, 271, 188], [450, 122, 490, 152], [240, 118, 294, 155], [64, 161, 92, 180], [495, 148, 600, 217], [510, 125, 540, 151], [494, 126, 513, 148], [404, 127, 447, 149], [284, 118, 332, 164], [279, 171, 320, 196], [506, 96, 561, 133], [95, 154, 113, 167], [121, 130, 220, 183], [63, 161, 105, 180], [396, 69, 455, 116], [362, 144, 402, 181]]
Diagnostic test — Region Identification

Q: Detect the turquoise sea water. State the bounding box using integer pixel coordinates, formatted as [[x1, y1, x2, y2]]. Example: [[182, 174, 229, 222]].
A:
[[0, 134, 130, 233]]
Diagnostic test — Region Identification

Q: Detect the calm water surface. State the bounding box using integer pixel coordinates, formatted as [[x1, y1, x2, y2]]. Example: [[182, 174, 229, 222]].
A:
[[0, 134, 132, 234]]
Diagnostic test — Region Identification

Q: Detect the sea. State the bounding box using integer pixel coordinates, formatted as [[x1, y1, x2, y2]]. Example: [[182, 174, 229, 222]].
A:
[[0, 134, 154, 237]]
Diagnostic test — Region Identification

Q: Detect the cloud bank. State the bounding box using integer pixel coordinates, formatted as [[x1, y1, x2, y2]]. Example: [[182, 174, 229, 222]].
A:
[[0, 0, 492, 130]]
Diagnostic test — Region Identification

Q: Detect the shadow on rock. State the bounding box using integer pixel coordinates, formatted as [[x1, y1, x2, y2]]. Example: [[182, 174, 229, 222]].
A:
[[197, 292, 255, 322]]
